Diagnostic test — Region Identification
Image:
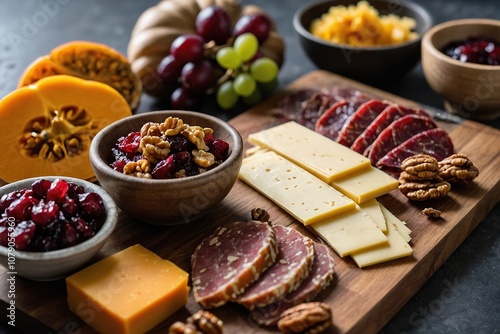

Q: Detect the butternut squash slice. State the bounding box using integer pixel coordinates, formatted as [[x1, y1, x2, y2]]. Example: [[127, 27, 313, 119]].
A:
[[18, 40, 142, 111], [0, 75, 132, 183]]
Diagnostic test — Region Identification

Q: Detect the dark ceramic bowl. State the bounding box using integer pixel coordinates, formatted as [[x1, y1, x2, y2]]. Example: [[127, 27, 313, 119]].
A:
[[293, 0, 433, 84], [89, 110, 243, 225]]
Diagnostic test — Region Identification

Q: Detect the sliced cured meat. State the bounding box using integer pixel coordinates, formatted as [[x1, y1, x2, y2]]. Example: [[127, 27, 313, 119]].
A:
[[336, 99, 391, 147], [315, 95, 370, 140], [368, 115, 438, 166], [233, 225, 315, 310], [275, 89, 336, 129], [350, 104, 430, 155], [250, 242, 336, 326], [377, 128, 455, 176], [191, 221, 278, 309]]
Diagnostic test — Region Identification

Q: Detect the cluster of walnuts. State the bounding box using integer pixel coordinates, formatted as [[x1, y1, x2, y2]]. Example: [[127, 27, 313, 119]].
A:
[[398, 153, 479, 202]]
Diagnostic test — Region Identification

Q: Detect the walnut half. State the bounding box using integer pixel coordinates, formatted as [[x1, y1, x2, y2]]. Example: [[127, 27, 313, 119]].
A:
[[398, 176, 451, 201], [169, 310, 223, 334], [438, 153, 479, 185], [277, 302, 332, 334]]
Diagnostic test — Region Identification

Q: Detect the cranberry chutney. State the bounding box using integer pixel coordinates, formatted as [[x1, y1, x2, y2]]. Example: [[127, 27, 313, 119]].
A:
[[442, 36, 500, 65]]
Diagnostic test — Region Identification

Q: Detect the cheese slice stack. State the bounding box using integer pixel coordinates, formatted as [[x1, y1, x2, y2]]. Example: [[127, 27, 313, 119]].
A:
[[240, 121, 413, 267]]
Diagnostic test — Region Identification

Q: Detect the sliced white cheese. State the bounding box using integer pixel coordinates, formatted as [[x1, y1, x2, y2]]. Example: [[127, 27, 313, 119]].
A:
[[359, 199, 387, 232], [379, 203, 412, 242], [350, 218, 413, 268], [330, 166, 399, 204], [310, 206, 388, 257], [248, 121, 371, 183], [238, 150, 356, 225]]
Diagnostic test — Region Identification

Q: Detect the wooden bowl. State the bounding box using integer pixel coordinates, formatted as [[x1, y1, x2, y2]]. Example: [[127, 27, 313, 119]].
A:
[[89, 110, 243, 225], [0, 176, 117, 281], [422, 19, 500, 120], [293, 0, 433, 85]]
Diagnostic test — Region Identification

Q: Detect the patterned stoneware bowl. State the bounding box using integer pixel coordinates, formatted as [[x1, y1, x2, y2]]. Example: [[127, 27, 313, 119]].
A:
[[89, 110, 243, 225]]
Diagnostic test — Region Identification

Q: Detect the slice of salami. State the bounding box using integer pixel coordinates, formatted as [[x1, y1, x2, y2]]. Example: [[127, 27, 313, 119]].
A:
[[377, 128, 455, 176], [250, 242, 336, 326], [350, 104, 430, 155], [233, 225, 315, 310], [368, 114, 438, 165], [336, 99, 391, 147], [191, 221, 278, 308]]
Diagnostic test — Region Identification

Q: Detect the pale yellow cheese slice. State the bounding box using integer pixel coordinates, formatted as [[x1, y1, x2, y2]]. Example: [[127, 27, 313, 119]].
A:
[[330, 166, 399, 204], [248, 121, 371, 183], [359, 199, 387, 232], [379, 203, 412, 242], [310, 206, 388, 257], [238, 150, 356, 225], [350, 218, 413, 268]]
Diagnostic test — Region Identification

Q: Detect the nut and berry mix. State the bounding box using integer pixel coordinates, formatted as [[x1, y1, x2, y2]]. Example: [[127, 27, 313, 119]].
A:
[[110, 117, 230, 179]]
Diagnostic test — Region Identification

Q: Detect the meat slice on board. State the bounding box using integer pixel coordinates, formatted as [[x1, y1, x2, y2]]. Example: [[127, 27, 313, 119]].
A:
[[377, 128, 455, 176], [233, 225, 315, 310], [350, 104, 430, 155], [336, 99, 391, 147], [368, 114, 438, 166], [191, 221, 278, 309], [250, 242, 336, 326]]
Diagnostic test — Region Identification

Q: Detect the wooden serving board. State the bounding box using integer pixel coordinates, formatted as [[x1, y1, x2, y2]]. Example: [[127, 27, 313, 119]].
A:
[[1, 70, 499, 334]]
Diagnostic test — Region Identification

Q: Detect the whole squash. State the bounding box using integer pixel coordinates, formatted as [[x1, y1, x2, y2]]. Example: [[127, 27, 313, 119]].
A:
[[127, 0, 285, 98]]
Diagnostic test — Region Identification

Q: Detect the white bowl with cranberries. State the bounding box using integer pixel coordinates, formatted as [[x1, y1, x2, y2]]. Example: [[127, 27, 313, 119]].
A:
[[0, 176, 117, 281], [89, 110, 243, 225]]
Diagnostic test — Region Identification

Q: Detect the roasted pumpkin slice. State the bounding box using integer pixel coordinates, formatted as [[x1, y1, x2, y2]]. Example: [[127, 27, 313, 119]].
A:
[[18, 40, 142, 110], [0, 75, 132, 183]]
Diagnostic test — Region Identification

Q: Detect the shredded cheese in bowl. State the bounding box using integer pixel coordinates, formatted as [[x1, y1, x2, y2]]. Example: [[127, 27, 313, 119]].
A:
[[310, 1, 418, 47]]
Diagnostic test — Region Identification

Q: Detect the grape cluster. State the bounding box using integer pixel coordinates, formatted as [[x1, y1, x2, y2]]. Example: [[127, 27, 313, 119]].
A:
[[156, 6, 279, 110]]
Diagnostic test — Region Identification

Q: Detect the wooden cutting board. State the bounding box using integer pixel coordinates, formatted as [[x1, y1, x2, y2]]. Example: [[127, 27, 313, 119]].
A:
[[1, 70, 499, 334]]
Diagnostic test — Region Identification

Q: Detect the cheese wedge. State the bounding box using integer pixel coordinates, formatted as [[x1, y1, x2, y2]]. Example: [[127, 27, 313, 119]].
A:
[[359, 199, 387, 232], [238, 150, 356, 225], [350, 219, 413, 268], [66, 245, 189, 334], [330, 166, 399, 204], [379, 203, 412, 242], [248, 121, 371, 182], [310, 206, 388, 257]]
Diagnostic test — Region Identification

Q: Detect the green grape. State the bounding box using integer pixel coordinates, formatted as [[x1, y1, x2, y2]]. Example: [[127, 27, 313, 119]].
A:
[[216, 47, 241, 70], [216, 81, 239, 109], [242, 87, 262, 106], [250, 57, 278, 83], [233, 73, 256, 97], [233, 33, 258, 62]]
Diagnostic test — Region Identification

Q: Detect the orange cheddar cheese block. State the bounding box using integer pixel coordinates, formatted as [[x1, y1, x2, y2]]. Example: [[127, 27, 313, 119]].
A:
[[66, 244, 189, 334]]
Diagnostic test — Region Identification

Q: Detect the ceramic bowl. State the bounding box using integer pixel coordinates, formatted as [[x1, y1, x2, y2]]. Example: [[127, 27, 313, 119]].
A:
[[0, 176, 117, 281], [421, 18, 500, 120], [89, 110, 243, 225], [293, 0, 433, 84]]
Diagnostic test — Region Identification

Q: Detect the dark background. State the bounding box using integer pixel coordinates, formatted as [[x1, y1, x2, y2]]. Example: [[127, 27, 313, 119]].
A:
[[0, 0, 499, 333]]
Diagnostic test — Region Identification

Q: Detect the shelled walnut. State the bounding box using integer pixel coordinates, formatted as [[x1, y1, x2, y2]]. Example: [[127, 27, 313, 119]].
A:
[[169, 310, 223, 334], [398, 154, 451, 201], [438, 153, 479, 185], [277, 302, 332, 334]]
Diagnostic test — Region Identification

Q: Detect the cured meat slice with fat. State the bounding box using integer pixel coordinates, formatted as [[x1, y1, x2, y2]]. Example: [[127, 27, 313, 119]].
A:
[[315, 94, 370, 140], [336, 99, 391, 147], [250, 242, 336, 326], [191, 221, 278, 308], [350, 104, 430, 155], [368, 115, 438, 165], [233, 225, 315, 310], [377, 128, 455, 176]]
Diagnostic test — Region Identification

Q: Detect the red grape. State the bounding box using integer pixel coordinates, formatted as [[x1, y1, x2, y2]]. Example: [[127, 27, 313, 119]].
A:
[[195, 6, 232, 45], [181, 60, 215, 94], [170, 34, 205, 63], [157, 54, 184, 85], [170, 87, 199, 110], [233, 14, 271, 44]]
